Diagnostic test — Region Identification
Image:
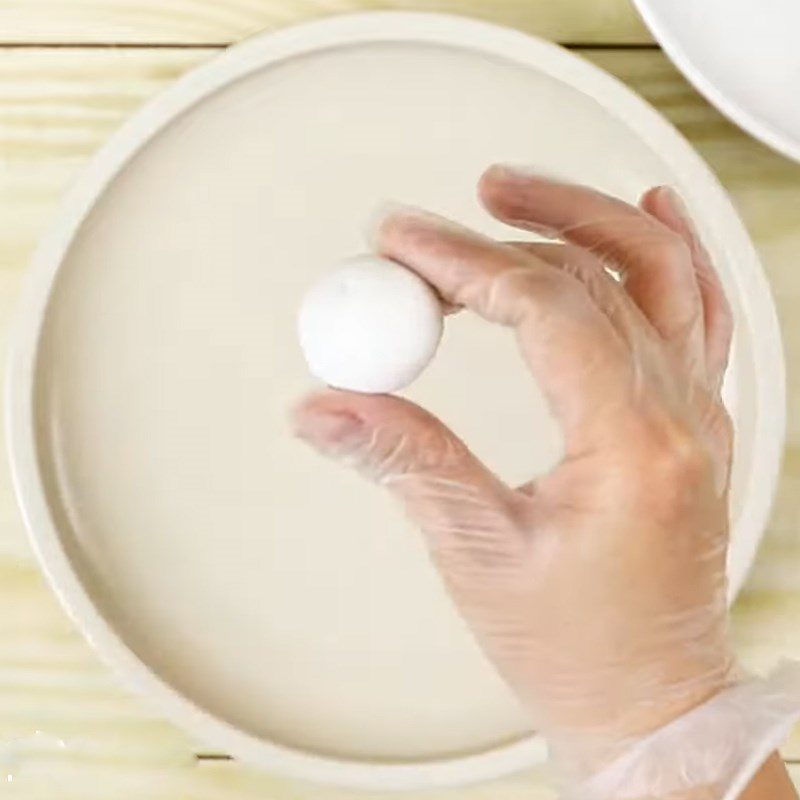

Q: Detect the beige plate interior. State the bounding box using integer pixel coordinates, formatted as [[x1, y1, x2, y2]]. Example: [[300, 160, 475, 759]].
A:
[[7, 13, 785, 791]]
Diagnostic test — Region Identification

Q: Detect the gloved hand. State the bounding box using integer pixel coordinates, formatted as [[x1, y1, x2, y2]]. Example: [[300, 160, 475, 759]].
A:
[[292, 167, 799, 798]]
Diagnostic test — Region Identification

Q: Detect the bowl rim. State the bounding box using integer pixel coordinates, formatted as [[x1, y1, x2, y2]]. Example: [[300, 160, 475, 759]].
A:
[[5, 10, 786, 790]]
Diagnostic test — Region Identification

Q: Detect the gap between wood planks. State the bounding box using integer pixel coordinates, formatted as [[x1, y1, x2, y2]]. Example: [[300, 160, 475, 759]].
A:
[[0, 41, 660, 50], [190, 756, 800, 766]]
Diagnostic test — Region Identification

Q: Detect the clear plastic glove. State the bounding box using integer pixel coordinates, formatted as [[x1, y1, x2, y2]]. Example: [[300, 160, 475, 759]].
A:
[[293, 167, 800, 798]]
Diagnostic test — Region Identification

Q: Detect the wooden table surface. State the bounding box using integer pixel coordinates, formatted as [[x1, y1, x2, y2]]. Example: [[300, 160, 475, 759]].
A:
[[2, 2, 800, 797]]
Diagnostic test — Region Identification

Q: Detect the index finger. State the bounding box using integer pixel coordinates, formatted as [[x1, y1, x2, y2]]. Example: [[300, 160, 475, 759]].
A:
[[373, 205, 633, 439]]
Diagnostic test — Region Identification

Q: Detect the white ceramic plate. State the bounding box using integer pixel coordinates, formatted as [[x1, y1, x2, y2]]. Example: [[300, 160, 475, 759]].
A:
[[633, 0, 800, 162], [7, 12, 785, 791]]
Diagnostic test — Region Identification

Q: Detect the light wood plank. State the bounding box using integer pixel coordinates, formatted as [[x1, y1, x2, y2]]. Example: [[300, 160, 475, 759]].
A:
[[790, 764, 800, 792], [0, 0, 651, 46], [2, 46, 800, 792]]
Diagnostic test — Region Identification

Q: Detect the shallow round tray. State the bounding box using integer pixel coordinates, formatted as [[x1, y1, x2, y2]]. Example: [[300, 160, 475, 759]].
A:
[[6, 12, 785, 791]]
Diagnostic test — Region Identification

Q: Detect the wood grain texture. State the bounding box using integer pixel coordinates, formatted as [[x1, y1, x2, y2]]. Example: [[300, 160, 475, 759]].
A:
[[0, 0, 651, 46], [2, 45, 800, 794]]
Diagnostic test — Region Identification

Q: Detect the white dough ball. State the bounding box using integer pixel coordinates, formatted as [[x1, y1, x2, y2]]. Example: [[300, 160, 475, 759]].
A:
[[298, 255, 444, 394]]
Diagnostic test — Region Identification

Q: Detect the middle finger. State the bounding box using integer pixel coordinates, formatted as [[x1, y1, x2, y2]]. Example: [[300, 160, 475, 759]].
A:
[[480, 166, 705, 371]]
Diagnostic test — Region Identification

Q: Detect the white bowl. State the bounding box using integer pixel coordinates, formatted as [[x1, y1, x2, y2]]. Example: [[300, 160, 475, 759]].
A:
[[633, 0, 800, 163], [6, 12, 785, 791]]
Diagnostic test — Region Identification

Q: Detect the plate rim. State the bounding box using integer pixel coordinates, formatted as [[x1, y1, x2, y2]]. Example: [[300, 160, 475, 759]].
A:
[[632, 0, 800, 163], [5, 10, 786, 790]]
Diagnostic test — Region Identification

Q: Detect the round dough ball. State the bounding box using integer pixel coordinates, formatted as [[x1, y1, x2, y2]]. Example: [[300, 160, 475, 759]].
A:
[[298, 255, 444, 394]]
